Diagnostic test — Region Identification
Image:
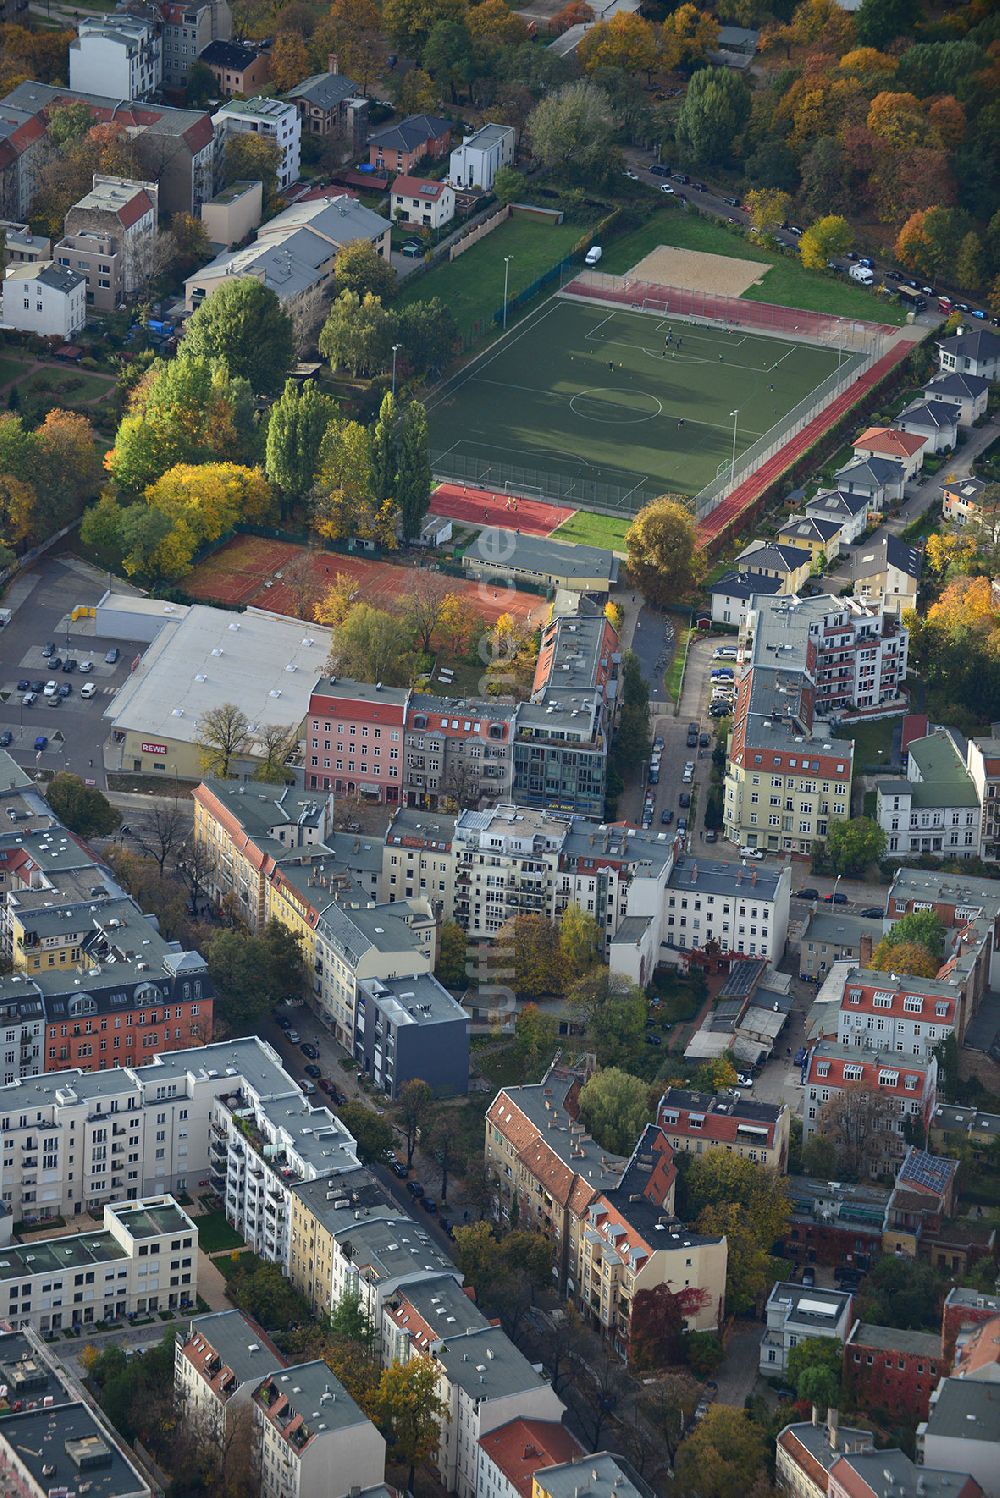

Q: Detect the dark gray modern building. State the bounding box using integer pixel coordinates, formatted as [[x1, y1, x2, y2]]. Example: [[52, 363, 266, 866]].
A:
[[354, 973, 469, 1099]]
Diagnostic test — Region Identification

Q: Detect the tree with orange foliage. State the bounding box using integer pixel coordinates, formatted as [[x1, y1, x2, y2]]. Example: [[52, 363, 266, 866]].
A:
[[870, 939, 940, 980], [661, 3, 719, 71], [895, 206, 964, 280], [468, 0, 530, 48], [270, 30, 310, 90], [579, 12, 659, 79], [870, 146, 955, 224], [928, 95, 966, 148], [927, 575, 996, 632], [549, 0, 593, 35]]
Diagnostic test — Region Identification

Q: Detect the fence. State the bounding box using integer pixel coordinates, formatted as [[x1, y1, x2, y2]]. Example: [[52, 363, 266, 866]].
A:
[[450, 204, 511, 261], [429, 448, 662, 515], [492, 255, 575, 325]]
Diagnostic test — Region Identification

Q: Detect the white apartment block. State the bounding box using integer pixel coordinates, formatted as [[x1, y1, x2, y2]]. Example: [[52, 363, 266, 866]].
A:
[[0, 1196, 197, 1334], [1, 262, 86, 339], [175, 1309, 284, 1444], [70, 15, 162, 99], [876, 730, 982, 861], [448, 124, 514, 190], [662, 855, 790, 964], [760, 1281, 854, 1375], [254, 1361, 387, 1498], [835, 970, 958, 1061], [0, 1036, 321, 1227], [213, 98, 301, 190]]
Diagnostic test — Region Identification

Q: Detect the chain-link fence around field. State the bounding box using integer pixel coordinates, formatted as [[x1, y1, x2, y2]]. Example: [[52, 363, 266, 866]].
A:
[[428, 450, 662, 516]]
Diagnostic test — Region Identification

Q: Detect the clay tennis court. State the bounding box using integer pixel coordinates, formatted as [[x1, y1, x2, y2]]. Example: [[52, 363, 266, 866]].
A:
[[183, 533, 544, 627], [430, 482, 576, 537]]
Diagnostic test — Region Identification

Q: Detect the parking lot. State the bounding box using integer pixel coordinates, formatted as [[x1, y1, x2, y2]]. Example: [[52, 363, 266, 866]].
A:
[[0, 556, 144, 786]]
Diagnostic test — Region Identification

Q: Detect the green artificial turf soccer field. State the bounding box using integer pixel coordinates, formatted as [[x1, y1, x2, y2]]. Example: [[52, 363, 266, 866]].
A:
[[428, 297, 856, 505]]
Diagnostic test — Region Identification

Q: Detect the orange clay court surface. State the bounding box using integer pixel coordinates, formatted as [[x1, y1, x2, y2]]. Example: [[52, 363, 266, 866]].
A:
[[430, 482, 576, 537], [183, 534, 543, 626]]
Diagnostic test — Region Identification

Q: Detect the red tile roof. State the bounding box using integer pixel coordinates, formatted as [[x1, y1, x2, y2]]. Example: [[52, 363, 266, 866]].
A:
[[117, 187, 155, 229], [955, 1315, 1000, 1378], [479, 1418, 584, 1498], [854, 427, 926, 459], [392, 174, 448, 199], [807, 1049, 931, 1100], [838, 976, 955, 1026]]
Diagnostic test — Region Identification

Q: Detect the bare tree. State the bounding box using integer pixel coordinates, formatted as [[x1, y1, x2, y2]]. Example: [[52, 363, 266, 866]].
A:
[[196, 703, 252, 778], [253, 723, 298, 784], [174, 836, 214, 914], [439, 756, 484, 812], [816, 1083, 902, 1179], [639, 1371, 702, 1465], [130, 799, 188, 877], [398, 572, 453, 653]]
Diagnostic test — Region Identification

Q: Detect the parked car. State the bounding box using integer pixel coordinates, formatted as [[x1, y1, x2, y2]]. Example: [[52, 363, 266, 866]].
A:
[[105, 647, 120, 664], [649, 163, 671, 177], [823, 891, 848, 904], [276, 1016, 292, 1030], [645, 1033, 662, 1046], [682, 768, 693, 783], [801, 1266, 816, 1288], [0, 730, 11, 748], [736, 1071, 754, 1088], [739, 846, 764, 860], [16, 679, 29, 691], [659, 184, 675, 194], [653, 735, 664, 750], [661, 809, 673, 825], [677, 817, 687, 834], [43, 681, 58, 697], [62, 658, 77, 673], [795, 887, 819, 901], [34, 736, 48, 751], [22, 692, 37, 707], [78, 660, 93, 673], [421, 1196, 438, 1214], [713, 647, 737, 660], [30, 681, 45, 693], [48, 657, 62, 672], [304, 1063, 322, 1078], [41, 642, 55, 657], [286, 1030, 301, 1044], [391, 1160, 409, 1179], [699, 732, 710, 747], [679, 792, 691, 808], [704, 829, 718, 842], [300, 1041, 319, 1059], [406, 1181, 425, 1197], [709, 702, 731, 717], [301, 1080, 316, 1095], [80, 682, 97, 699]]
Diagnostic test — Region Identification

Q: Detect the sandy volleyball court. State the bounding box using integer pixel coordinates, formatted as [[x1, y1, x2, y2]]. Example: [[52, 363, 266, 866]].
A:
[[628, 245, 770, 298]]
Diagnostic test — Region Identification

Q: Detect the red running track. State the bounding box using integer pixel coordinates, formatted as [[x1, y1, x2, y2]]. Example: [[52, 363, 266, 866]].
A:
[[430, 482, 576, 537], [695, 341, 913, 553]]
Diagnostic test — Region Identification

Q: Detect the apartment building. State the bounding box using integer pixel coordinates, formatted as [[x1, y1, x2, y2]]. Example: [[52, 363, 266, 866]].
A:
[[381, 808, 456, 915], [725, 594, 907, 855], [199, 38, 269, 95], [354, 973, 468, 1098], [0, 1326, 152, 1498], [477, 1418, 584, 1498], [802, 1043, 938, 1174], [572, 1125, 726, 1357], [845, 1322, 944, 1420], [449, 123, 515, 190], [834, 969, 957, 1061], [254, 1361, 387, 1498], [662, 855, 790, 964], [798, 911, 884, 980], [209, 1072, 359, 1266], [406, 693, 517, 811], [306, 678, 409, 801], [875, 730, 981, 860], [175, 1308, 285, 1442], [213, 97, 300, 190], [885, 866, 1000, 1019], [838, 1450, 983, 1498], [965, 741, 1000, 862], [0, 259, 86, 338], [0, 1195, 197, 1334], [776, 1412, 874, 1498], [852, 534, 921, 618], [70, 15, 162, 99], [160, 0, 232, 86], [56, 174, 158, 311], [657, 1087, 790, 1170], [533, 1453, 653, 1498], [0, 1034, 324, 1226], [434, 1327, 565, 1498], [760, 1281, 854, 1375]]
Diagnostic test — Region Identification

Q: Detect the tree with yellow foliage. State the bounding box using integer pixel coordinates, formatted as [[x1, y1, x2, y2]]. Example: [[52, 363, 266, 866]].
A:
[[0, 473, 36, 545], [799, 214, 853, 270], [927, 575, 996, 632], [867, 90, 925, 149], [313, 571, 362, 626], [312, 419, 399, 549], [924, 532, 976, 578], [870, 938, 940, 979], [467, 0, 529, 49], [837, 46, 897, 80], [744, 188, 792, 241], [484, 612, 537, 699], [142, 462, 272, 577], [270, 30, 310, 90], [661, 3, 719, 71], [438, 592, 473, 657], [579, 12, 659, 79]]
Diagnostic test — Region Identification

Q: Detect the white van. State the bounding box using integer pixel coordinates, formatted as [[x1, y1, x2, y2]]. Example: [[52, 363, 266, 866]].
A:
[[584, 245, 603, 267], [849, 264, 873, 285]]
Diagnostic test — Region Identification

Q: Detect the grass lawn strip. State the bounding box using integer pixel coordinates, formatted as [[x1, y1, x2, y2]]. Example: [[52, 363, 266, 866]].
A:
[[550, 510, 631, 550]]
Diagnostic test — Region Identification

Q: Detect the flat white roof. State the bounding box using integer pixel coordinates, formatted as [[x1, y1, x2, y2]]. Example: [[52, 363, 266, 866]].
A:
[[105, 602, 332, 746]]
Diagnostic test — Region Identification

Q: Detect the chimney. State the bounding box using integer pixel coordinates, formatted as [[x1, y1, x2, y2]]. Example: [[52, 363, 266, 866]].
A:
[[827, 1408, 840, 1451], [328, 52, 339, 73], [811, 1405, 820, 1427], [859, 932, 873, 967]]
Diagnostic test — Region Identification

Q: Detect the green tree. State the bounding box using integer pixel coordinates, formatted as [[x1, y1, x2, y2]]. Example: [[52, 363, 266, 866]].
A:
[[514, 1004, 559, 1073], [207, 919, 306, 1032], [880, 908, 946, 958], [336, 238, 397, 300], [684, 1152, 790, 1315], [526, 80, 617, 180], [494, 913, 562, 998], [44, 773, 119, 838], [319, 290, 396, 377], [397, 298, 459, 378], [436, 918, 467, 987], [955, 231, 984, 293], [398, 1078, 433, 1167], [224, 131, 282, 206], [422, 17, 474, 102], [397, 399, 431, 542], [328, 1286, 375, 1350], [685, 1330, 724, 1376], [265, 380, 338, 508], [452, 1220, 502, 1287], [226, 1256, 311, 1332], [799, 214, 853, 270], [182, 279, 294, 396], [570, 970, 647, 1069], [370, 390, 398, 507], [801, 1131, 839, 1177], [855, 0, 922, 51], [338, 1099, 396, 1164], [858, 1254, 948, 1331], [675, 1406, 768, 1498], [559, 902, 602, 980], [675, 67, 751, 168], [372, 1357, 450, 1491], [614, 650, 651, 776], [196, 702, 251, 778], [328, 604, 417, 686], [823, 817, 886, 876], [579, 1067, 650, 1155], [625, 496, 705, 608], [185, 58, 216, 106], [492, 165, 525, 205], [788, 1337, 844, 1406], [383, 0, 467, 53]]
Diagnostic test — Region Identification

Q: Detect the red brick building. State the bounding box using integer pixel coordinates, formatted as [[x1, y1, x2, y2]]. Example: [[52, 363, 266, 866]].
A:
[[845, 1322, 945, 1421], [942, 1288, 1000, 1363]]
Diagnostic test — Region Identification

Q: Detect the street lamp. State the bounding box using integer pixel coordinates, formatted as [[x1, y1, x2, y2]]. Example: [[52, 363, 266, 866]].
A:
[[391, 343, 401, 399], [730, 408, 739, 484], [502, 256, 513, 332]]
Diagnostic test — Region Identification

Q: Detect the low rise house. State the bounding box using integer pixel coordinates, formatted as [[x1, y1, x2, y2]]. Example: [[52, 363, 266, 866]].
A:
[[199, 37, 269, 95], [852, 427, 925, 481], [918, 1379, 999, 1497], [760, 1281, 854, 1375], [833, 457, 906, 510], [200, 178, 263, 246], [287, 63, 367, 156], [930, 1106, 1000, 1161], [937, 328, 1000, 381], [736, 540, 812, 593], [657, 1086, 789, 1170], [390, 174, 455, 229], [776, 514, 846, 561], [797, 910, 883, 980], [776, 1412, 874, 1498], [449, 123, 515, 190], [0, 259, 84, 337], [942, 476, 989, 527], [0, 219, 49, 262], [852, 533, 921, 616], [805, 490, 870, 544], [924, 372, 990, 427], [708, 568, 782, 627], [897, 400, 960, 454], [845, 1322, 944, 1419], [461, 529, 618, 592], [477, 1418, 584, 1498], [875, 729, 981, 860], [783, 1174, 888, 1269], [368, 113, 451, 174]]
